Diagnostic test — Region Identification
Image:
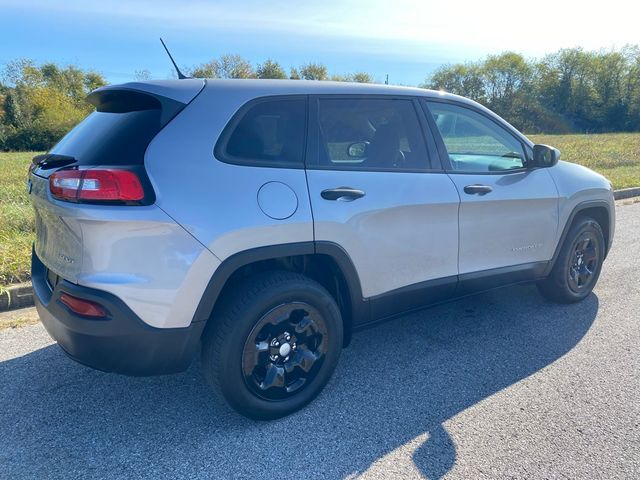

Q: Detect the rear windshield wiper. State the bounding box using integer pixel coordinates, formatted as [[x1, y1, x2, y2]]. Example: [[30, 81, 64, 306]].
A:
[[32, 154, 77, 170]]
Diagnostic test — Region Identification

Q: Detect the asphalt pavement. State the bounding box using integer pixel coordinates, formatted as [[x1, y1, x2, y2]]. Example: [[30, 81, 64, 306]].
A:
[[1, 203, 639, 479]]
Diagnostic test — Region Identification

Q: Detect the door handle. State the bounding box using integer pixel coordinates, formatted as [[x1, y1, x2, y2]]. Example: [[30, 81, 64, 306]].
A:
[[321, 187, 366, 201], [463, 184, 493, 196]]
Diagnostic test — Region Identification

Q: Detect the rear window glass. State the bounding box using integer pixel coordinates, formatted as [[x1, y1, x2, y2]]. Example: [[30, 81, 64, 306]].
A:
[[313, 98, 429, 171], [218, 98, 306, 168], [50, 109, 162, 166]]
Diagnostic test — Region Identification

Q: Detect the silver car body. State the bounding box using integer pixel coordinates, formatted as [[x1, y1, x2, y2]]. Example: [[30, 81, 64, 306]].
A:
[[31, 79, 615, 336]]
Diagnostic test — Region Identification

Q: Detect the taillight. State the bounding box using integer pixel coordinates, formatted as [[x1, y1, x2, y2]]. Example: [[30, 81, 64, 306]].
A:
[[49, 169, 145, 203], [60, 293, 108, 318]]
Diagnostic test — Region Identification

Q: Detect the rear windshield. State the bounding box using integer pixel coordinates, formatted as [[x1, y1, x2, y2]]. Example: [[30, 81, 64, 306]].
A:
[[50, 109, 162, 165], [49, 90, 182, 166]]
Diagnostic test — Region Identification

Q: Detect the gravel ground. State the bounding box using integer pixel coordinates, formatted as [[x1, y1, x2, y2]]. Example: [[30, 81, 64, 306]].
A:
[[1, 203, 639, 480]]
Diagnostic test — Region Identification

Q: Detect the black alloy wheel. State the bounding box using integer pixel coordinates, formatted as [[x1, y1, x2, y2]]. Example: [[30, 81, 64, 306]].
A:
[[201, 271, 343, 420], [567, 231, 600, 293], [242, 302, 328, 401], [537, 216, 605, 304]]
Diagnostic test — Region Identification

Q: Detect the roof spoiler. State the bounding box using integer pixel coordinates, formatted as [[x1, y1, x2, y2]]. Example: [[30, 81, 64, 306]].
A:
[[87, 80, 205, 125]]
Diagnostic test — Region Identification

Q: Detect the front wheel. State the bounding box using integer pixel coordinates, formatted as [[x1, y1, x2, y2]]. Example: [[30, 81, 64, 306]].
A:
[[201, 271, 343, 420], [537, 217, 605, 304]]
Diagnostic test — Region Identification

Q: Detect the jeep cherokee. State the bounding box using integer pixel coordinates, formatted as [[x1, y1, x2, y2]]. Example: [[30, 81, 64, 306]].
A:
[[29, 79, 615, 419]]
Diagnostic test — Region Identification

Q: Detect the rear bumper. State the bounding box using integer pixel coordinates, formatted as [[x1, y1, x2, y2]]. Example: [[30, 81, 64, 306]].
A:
[[32, 249, 205, 376]]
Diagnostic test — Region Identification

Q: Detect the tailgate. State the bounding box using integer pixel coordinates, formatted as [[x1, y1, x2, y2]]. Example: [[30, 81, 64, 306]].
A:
[[30, 174, 84, 282], [28, 79, 205, 282]]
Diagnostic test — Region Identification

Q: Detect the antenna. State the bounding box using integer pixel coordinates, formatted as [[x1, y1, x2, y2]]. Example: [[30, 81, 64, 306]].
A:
[[160, 38, 190, 80]]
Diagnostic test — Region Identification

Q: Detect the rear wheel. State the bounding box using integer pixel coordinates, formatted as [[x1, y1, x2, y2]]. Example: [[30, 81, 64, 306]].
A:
[[537, 217, 605, 303], [201, 271, 343, 420]]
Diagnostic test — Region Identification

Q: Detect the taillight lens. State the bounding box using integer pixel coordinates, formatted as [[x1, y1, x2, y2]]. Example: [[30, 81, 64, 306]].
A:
[[60, 293, 108, 318], [49, 169, 145, 203]]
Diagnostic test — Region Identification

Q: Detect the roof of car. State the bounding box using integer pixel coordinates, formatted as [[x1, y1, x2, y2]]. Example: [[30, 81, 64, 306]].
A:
[[109, 78, 474, 104], [202, 78, 467, 100], [103, 78, 528, 142]]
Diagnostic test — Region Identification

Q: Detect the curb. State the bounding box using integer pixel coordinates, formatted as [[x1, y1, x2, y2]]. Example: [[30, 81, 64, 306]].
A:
[[1, 187, 639, 313], [0, 283, 34, 312], [613, 187, 640, 200]]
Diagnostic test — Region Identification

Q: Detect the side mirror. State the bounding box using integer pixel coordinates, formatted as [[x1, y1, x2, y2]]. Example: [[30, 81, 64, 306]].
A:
[[531, 144, 560, 168], [347, 141, 369, 158]]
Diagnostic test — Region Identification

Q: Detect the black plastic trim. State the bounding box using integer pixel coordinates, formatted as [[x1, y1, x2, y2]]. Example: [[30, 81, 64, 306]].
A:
[[86, 87, 187, 126], [369, 275, 457, 321], [192, 241, 369, 343], [32, 249, 203, 376], [192, 242, 316, 323], [356, 261, 550, 331], [544, 200, 613, 275], [315, 241, 369, 328], [457, 261, 548, 296], [194, 242, 559, 341]]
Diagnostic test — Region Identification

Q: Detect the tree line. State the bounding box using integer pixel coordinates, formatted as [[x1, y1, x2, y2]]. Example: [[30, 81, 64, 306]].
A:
[[1, 46, 639, 151], [186, 55, 373, 83], [0, 59, 107, 151], [424, 46, 640, 133]]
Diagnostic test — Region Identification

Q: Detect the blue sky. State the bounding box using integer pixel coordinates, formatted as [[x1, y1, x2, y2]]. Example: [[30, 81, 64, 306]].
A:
[[1, 0, 638, 86]]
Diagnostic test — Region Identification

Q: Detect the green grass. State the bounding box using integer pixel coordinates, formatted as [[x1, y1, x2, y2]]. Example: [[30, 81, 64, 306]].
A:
[[0, 134, 639, 287], [529, 133, 640, 189], [1, 152, 39, 286]]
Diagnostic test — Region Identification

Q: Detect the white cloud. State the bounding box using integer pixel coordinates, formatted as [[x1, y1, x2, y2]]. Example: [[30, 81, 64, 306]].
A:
[[2, 0, 638, 55]]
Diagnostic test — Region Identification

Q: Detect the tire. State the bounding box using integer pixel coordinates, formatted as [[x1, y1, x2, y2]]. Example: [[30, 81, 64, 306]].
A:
[[537, 216, 605, 304], [201, 270, 343, 420]]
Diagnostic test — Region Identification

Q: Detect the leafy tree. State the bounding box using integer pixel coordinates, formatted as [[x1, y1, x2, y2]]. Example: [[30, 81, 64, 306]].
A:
[[85, 72, 106, 92], [4, 46, 640, 151], [330, 72, 373, 83], [330, 73, 350, 82], [256, 59, 287, 79], [623, 46, 640, 130], [425, 63, 485, 101], [535, 48, 598, 131], [191, 60, 219, 79], [218, 54, 254, 79], [0, 59, 106, 151], [3, 91, 25, 128], [350, 72, 372, 83], [289, 67, 300, 80], [191, 54, 254, 79], [481, 53, 531, 107], [299, 63, 328, 80], [134, 69, 153, 81], [423, 47, 640, 133]]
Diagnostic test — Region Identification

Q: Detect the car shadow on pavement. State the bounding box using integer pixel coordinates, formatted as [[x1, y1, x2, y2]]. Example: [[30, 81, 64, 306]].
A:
[[0, 284, 598, 479]]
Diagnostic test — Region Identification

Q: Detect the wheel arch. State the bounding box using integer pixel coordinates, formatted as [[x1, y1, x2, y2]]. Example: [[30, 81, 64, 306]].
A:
[[192, 242, 367, 346], [545, 200, 612, 276]]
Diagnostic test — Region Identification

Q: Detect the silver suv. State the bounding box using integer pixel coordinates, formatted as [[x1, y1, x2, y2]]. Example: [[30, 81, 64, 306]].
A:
[[29, 79, 615, 419]]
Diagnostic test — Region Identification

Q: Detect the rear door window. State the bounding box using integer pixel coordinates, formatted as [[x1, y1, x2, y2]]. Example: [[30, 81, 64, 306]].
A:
[[217, 97, 307, 168], [312, 98, 429, 171]]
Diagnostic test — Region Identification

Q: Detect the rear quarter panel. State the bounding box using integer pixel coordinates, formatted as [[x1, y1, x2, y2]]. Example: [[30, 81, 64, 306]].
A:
[[144, 82, 314, 261], [30, 174, 219, 329]]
